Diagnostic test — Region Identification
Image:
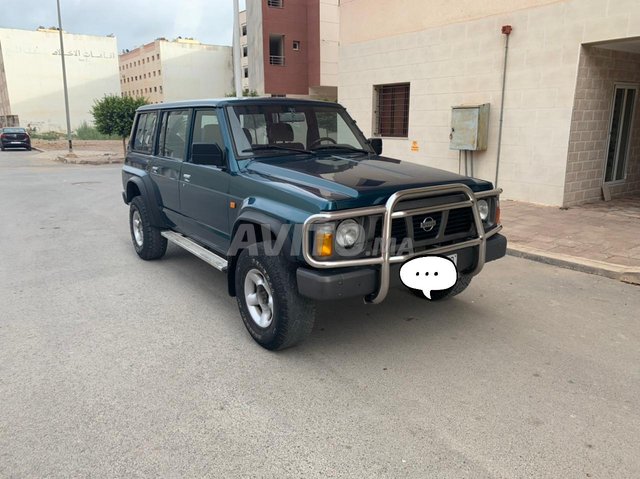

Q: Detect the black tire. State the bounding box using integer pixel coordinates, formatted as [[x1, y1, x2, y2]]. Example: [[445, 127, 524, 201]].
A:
[[235, 243, 315, 350], [129, 196, 167, 260], [408, 273, 473, 301], [26, 146, 32, 151]]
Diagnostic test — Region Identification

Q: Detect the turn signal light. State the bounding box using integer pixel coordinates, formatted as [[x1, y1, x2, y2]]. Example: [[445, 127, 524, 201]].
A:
[[314, 224, 334, 257]]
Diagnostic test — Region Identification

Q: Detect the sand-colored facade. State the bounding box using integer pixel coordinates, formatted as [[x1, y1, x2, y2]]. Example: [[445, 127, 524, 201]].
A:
[[339, 0, 640, 206]]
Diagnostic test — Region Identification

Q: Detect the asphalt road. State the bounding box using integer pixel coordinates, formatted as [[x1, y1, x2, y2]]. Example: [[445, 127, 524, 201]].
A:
[[1, 150, 639, 478]]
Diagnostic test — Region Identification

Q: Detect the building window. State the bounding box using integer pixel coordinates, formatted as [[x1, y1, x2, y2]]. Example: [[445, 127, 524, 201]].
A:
[[241, 24, 247, 36], [158, 70, 161, 76], [292, 40, 300, 51], [244, 68, 249, 78], [243, 45, 248, 57], [159, 85, 163, 93], [267, 0, 283, 7], [154, 86, 157, 92], [153, 71, 156, 77], [374, 83, 410, 137], [269, 34, 285, 66]]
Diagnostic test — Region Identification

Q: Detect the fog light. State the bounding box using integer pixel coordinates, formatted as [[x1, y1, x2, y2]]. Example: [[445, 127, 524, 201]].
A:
[[478, 199, 489, 221], [335, 219, 361, 248]]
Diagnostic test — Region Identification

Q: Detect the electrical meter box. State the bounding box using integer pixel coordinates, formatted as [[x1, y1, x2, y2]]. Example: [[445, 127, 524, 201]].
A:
[[449, 103, 490, 151]]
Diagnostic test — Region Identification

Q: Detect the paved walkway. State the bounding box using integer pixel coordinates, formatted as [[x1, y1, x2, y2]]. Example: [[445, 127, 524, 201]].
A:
[[502, 196, 640, 284]]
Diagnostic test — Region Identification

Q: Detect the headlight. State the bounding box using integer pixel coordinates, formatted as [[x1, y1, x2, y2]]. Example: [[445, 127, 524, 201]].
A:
[[477, 199, 489, 221], [335, 219, 361, 248]]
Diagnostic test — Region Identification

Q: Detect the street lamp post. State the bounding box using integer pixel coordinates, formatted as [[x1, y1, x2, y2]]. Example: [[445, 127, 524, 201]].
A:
[[56, 0, 73, 153], [232, 0, 243, 98]]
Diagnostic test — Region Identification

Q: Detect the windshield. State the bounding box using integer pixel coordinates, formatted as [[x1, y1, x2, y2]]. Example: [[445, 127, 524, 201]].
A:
[[3, 128, 26, 133], [227, 103, 371, 159]]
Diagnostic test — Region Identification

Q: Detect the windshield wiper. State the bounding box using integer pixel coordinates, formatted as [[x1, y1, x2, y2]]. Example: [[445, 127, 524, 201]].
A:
[[310, 144, 371, 155], [242, 145, 314, 155]]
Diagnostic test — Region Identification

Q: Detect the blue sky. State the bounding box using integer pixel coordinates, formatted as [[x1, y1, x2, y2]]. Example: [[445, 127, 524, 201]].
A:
[[0, 0, 246, 51]]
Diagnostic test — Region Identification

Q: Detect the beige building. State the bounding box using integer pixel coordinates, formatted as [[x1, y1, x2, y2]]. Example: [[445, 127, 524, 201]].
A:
[[339, 0, 640, 206], [0, 27, 119, 132], [119, 38, 233, 103]]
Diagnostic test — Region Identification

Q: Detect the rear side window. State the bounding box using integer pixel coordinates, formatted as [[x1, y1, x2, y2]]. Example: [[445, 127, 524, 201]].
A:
[[132, 112, 157, 153], [158, 110, 189, 160]]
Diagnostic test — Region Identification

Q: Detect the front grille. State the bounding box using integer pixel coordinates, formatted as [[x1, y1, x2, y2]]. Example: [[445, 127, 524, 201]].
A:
[[373, 206, 475, 254], [445, 208, 474, 235]]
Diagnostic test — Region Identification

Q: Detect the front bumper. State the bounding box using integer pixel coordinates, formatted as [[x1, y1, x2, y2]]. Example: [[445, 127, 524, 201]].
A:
[[297, 233, 507, 301], [301, 183, 503, 303]]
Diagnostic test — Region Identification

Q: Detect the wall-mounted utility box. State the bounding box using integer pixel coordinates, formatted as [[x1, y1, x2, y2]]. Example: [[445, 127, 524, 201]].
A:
[[449, 103, 490, 151]]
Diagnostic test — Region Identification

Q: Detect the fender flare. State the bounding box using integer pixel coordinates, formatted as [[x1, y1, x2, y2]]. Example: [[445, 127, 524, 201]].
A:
[[124, 176, 166, 228], [226, 210, 294, 297]]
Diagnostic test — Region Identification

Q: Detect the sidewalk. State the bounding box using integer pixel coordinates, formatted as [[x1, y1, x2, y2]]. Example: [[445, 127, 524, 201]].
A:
[[502, 197, 640, 284]]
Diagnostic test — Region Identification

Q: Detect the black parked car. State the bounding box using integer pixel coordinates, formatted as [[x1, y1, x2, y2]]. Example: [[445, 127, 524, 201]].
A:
[[1, 127, 31, 151]]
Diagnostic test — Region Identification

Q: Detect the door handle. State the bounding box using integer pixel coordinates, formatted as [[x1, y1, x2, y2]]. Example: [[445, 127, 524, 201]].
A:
[[183, 173, 191, 182], [151, 166, 159, 173]]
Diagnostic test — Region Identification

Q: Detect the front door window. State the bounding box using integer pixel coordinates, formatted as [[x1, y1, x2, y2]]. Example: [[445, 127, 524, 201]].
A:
[[605, 85, 637, 183]]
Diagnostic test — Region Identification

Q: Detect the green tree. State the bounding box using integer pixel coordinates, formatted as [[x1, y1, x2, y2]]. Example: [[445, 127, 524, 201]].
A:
[[91, 95, 148, 154]]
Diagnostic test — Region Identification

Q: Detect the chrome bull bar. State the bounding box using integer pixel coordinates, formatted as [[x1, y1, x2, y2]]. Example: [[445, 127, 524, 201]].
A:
[[302, 183, 503, 304]]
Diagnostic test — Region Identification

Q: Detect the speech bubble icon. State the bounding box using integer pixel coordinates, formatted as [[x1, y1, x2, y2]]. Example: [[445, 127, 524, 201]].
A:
[[399, 256, 458, 300]]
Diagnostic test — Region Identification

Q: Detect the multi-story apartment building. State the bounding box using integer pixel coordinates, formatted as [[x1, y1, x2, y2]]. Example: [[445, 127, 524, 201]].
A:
[[238, 0, 339, 99], [119, 38, 233, 103], [338, 0, 640, 207], [0, 27, 119, 132]]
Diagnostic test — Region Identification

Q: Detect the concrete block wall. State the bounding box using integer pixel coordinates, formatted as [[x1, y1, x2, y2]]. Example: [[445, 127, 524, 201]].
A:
[[338, 0, 640, 206], [564, 47, 640, 206]]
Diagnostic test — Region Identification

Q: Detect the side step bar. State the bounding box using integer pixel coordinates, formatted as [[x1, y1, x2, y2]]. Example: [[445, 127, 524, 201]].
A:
[[161, 231, 228, 272]]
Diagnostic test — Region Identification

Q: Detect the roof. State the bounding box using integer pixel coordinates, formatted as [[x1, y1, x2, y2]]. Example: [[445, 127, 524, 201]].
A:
[[136, 97, 341, 112]]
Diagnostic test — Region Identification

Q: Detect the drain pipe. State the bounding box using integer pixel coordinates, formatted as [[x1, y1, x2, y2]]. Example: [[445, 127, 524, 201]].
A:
[[495, 25, 512, 188]]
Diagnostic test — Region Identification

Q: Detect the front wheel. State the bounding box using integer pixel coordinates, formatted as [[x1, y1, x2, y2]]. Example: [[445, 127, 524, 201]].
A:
[[235, 244, 315, 350], [129, 196, 167, 260], [408, 273, 473, 301]]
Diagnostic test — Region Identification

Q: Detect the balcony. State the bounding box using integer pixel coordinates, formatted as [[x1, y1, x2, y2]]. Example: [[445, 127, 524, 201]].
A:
[[269, 55, 285, 66]]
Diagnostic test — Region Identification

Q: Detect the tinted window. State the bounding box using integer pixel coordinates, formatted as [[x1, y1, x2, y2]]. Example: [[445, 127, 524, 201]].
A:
[[3, 128, 26, 133], [158, 110, 189, 160], [132, 113, 157, 153]]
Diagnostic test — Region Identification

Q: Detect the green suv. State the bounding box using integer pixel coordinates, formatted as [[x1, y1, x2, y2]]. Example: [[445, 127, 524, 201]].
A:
[[122, 98, 506, 349]]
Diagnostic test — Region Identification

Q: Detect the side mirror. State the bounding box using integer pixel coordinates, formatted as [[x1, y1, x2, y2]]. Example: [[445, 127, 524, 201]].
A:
[[369, 138, 383, 155], [192, 143, 225, 167]]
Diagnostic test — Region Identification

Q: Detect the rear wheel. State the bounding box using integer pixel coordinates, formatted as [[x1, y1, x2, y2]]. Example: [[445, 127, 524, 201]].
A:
[[408, 274, 473, 301], [235, 243, 315, 350], [129, 196, 167, 260]]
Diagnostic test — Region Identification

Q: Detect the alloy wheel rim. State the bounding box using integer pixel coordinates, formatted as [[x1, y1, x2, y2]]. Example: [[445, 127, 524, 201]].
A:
[[244, 269, 274, 328], [132, 210, 144, 246]]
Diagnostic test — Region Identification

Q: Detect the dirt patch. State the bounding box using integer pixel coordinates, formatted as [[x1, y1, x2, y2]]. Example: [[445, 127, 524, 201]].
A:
[[33, 139, 123, 155]]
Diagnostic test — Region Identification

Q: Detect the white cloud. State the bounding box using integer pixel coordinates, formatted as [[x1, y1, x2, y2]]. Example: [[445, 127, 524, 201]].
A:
[[0, 0, 235, 51]]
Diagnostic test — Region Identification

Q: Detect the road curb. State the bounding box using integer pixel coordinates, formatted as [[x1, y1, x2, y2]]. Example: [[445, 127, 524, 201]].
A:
[[507, 245, 640, 285], [32, 147, 45, 152], [55, 155, 123, 165]]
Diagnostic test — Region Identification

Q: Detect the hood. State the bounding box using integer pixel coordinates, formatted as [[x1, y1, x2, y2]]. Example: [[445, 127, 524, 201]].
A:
[[243, 154, 493, 210]]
